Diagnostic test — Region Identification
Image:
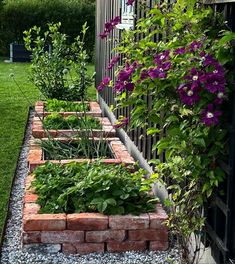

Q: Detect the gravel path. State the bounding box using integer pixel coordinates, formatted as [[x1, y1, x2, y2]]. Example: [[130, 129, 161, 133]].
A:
[[0, 110, 180, 264]]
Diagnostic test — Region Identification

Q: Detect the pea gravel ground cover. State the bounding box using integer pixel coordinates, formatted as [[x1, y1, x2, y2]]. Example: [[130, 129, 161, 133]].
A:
[[0, 111, 181, 264]]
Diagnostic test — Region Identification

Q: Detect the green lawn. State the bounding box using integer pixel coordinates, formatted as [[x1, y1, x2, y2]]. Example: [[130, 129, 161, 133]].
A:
[[0, 59, 96, 242]]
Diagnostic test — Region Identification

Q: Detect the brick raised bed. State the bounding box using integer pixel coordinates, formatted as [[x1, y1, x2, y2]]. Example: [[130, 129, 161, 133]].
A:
[[27, 137, 135, 172], [23, 173, 168, 254], [32, 116, 115, 138], [35, 101, 102, 118]]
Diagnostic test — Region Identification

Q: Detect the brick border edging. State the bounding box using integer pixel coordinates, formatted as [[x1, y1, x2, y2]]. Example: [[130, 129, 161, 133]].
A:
[[27, 137, 135, 172], [32, 116, 115, 138], [35, 101, 102, 118], [23, 173, 169, 254]]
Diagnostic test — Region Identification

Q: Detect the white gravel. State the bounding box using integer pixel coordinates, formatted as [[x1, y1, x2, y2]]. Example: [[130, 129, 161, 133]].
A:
[[0, 110, 181, 264]]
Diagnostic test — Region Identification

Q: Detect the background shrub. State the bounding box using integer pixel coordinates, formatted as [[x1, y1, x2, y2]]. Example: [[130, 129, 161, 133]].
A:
[[0, 0, 95, 60]]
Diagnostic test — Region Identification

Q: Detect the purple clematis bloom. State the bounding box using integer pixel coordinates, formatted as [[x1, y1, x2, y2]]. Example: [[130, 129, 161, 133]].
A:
[[106, 55, 120, 70], [126, 0, 135, 6], [201, 104, 221, 126], [148, 67, 167, 79], [178, 83, 200, 106], [174, 47, 186, 55], [118, 69, 133, 82], [205, 74, 225, 94], [214, 91, 225, 105], [154, 50, 170, 65], [96, 76, 111, 92], [140, 69, 149, 81], [189, 41, 202, 52], [113, 117, 129, 129], [184, 68, 205, 84]]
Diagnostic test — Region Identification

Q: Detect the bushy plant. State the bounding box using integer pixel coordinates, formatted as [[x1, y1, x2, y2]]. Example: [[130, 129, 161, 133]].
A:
[[97, 0, 235, 262], [32, 161, 158, 215], [0, 0, 95, 59], [45, 99, 88, 112], [24, 22, 93, 100], [43, 113, 101, 130]]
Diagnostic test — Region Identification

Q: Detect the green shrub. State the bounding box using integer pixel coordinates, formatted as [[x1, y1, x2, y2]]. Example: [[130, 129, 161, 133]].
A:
[[0, 0, 95, 60], [24, 23, 93, 100], [32, 161, 158, 215]]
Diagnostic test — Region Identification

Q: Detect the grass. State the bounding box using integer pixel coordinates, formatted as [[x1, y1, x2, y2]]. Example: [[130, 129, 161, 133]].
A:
[[0, 59, 96, 242]]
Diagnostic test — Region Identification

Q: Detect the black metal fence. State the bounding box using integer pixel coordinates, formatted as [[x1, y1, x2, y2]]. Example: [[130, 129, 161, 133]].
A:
[[95, 1, 235, 263]]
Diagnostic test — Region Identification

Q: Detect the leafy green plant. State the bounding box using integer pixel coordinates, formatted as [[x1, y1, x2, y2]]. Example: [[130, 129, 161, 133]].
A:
[[43, 113, 101, 130], [32, 161, 158, 215], [45, 99, 88, 112], [24, 22, 94, 100]]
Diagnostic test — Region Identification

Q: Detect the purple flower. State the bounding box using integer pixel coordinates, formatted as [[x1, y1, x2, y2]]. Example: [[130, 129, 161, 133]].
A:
[[178, 83, 200, 106], [99, 32, 109, 39], [214, 92, 225, 105], [118, 69, 132, 82], [111, 16, 121, 26], [140, 69, 149, 81], [99, 16, 121, 39], [189, 41, 202, 52], [148, 67, 167, 79], [125, 82, 134, 91], [184, 68, 205, 84], [174, 47, 186, 55], [201, 104, 221, 126], [205, 74, 225, 94], [154, 50, 170, 64], [106, 55, 120, 70], [113, 117, 129, 129], [96, 76, 111, 92], [126, 0, 135, 5]]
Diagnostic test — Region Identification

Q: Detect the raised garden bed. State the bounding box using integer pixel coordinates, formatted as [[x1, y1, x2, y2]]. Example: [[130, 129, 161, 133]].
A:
[[27, 137, 134, 172], [35, 101, 102, 118], [32, 115, 115, 138], [22, 173, 168, 254]]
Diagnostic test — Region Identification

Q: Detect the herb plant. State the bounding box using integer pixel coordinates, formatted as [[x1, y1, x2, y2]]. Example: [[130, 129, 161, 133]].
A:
[[24, 22, 93, 100], [32, 161, 158, 215], [43, 113, 101, 130], [41, 139, 112, 160]]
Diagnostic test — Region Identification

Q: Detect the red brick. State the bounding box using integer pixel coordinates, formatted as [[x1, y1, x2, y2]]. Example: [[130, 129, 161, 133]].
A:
[[62, 243, 77, 254], [63, 243, 105, 254], [128, 229, 168, 241], [41, 231, 84, 243], [35, 101, 44, 107], [149, 205, 168, 229], [28, 150, 42, 162], [67, 213, 108, 231], [23, 214, 66, 231], [22, 231, 41, 244], [149, 240, 169, 251], [23, 203, 40, 215], [24, 193, 38, 203], [109, 214, 149, 230], [107, 241, 147, 253], [86, 230, 126, 242]]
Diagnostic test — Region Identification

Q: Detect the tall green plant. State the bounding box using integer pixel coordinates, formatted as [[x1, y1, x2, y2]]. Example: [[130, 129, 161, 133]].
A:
[[24, 22, 93, 100], [97, 0, 235, 262]]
